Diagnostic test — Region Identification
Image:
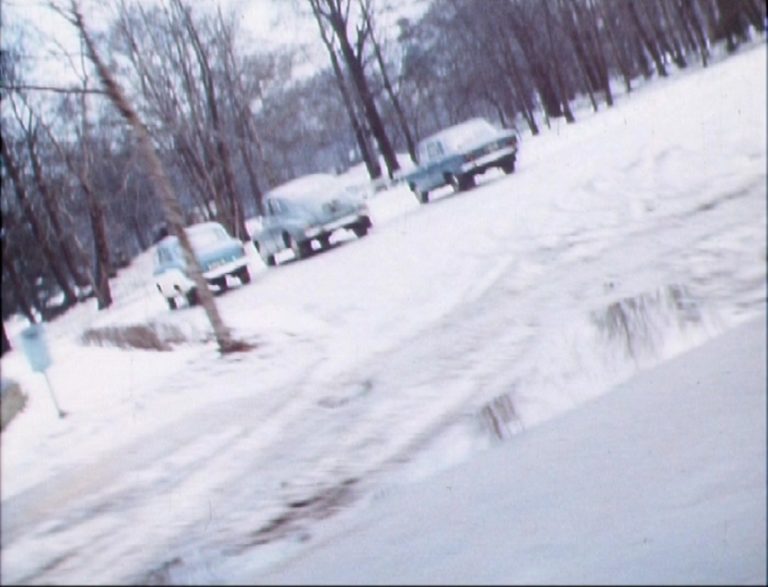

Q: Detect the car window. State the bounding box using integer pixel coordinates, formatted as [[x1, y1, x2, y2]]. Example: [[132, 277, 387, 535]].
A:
[[157, 247, 172, 265], [188, 225, 230, 249], [426, 141, 444, 161]]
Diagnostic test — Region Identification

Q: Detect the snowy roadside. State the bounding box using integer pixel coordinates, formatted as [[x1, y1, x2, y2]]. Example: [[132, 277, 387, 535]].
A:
[[248, 311, 767, 585]]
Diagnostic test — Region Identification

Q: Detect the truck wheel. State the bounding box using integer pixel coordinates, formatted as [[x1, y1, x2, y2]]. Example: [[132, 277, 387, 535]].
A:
[[288, 234, 311, 260], [450, 173, 475, 192], [412, 185, 429, 204]]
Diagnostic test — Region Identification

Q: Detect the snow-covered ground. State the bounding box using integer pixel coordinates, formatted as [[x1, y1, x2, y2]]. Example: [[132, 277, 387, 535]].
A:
[[1, 43, 765, 584]]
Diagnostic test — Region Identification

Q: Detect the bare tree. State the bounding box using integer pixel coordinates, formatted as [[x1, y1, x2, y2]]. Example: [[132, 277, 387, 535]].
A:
[[311, 1, 382, 179], [66, 0, 247, 353], [1, 135, 78, 308], [626, 1, 669, 77], [360, 0, 417, 162], [8, 97, 91, 289], [309, 0, 401, 178]]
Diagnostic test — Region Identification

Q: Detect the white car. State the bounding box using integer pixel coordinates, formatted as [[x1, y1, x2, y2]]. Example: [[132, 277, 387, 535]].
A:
[[153, 222, 250, 309]]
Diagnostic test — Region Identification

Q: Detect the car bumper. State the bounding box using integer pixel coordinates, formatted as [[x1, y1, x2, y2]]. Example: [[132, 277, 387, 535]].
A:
[[203, 256, 249, 281], [460, 146, 517, 174], [305, 213, 367, 238]]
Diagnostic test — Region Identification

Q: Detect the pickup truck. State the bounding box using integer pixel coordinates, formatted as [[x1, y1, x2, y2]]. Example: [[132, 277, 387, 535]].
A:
[[402, 117, 518, 204]]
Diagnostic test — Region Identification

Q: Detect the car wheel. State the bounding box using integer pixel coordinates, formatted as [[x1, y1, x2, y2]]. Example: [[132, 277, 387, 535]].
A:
[[353, 224, 369, 238], [501, 157, 516, 174], [186, 288, 199, 307], [238, 267, 251, 284], [167, 296, 178, 310], [263, 252, 276, 267], [288, 234, 311, 260], [255, 241, 276, 267], [317, 235, 331, 249], [450, 173, 475, 192], [411, 184, 429, 204]]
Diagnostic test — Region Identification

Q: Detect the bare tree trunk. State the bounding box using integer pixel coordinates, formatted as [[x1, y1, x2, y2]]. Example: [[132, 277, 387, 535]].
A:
[[582, 0, 614, 106], [644, 1, 687, 68], [0, 137, 77, 308], [626, 1, 668, 77], [678, 0, 710, 66], [670, 0, 700, 55], [740, 0, 766, 31], [312, 4, 381, 179], [360, 0, 418, 162], [600, 1, 633, 92], [505, 5, 564, 119], [3, 255, 39, 324], [560, 0, 600, 111], [543, 0, 575, 122], [130, 216, 150, 251], [311, 0, 400, 178], [68, 0, 247, 353], [24, 125, 91, 289], [500, 34, 539, 135], [78, 86, 113, 310]]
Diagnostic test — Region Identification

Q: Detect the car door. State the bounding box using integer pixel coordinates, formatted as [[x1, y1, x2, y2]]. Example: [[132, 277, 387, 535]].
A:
[[424, 140, 448, 190]]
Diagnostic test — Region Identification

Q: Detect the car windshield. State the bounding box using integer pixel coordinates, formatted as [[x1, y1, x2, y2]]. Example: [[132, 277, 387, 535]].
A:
[[443, 119, 498, 151], [270, 174, 344, 203], [187, 225, 230, 250]]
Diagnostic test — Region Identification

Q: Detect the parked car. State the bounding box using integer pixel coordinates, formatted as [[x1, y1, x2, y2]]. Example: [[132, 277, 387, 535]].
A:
[[402, 117, 518, 204], [253, 173, 372, 266], [153, 221, 250, 309]]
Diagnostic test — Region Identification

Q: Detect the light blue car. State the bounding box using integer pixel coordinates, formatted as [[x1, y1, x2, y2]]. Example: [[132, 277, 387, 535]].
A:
[[252, 174, 372, 266], [403, 117, 518, 204], [153, 222, 250, 309]]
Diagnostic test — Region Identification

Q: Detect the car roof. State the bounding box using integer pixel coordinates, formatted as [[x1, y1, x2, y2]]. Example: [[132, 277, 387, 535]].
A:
[[157, 222, 228, 247], [266, 174, 341, 200], [421, 117, 495, 146]]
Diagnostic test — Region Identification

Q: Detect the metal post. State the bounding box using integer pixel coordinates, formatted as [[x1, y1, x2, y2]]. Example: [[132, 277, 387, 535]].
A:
[[41, 370, 67, 419]]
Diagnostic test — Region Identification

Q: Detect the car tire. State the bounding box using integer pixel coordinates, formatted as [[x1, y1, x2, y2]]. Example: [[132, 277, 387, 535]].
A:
[[238, 267, 251, 284], [353, 224, 369, 238], [288, 234, 311, 260], [255, 241, 276, 267], [501, 157, 516, 174], [167, 296, 178, 310], [317, 235, 331, 249], [411, 184, 429, 204], [450, 173, 475, 192], [186, 288, 199, 307]]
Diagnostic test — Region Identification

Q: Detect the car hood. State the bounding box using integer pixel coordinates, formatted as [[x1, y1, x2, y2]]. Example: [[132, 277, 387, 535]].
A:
[[195, 240, 244, 267]]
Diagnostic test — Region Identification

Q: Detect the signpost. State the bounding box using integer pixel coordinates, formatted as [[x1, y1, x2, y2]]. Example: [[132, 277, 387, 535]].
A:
[[18, 324, 67, 418]]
